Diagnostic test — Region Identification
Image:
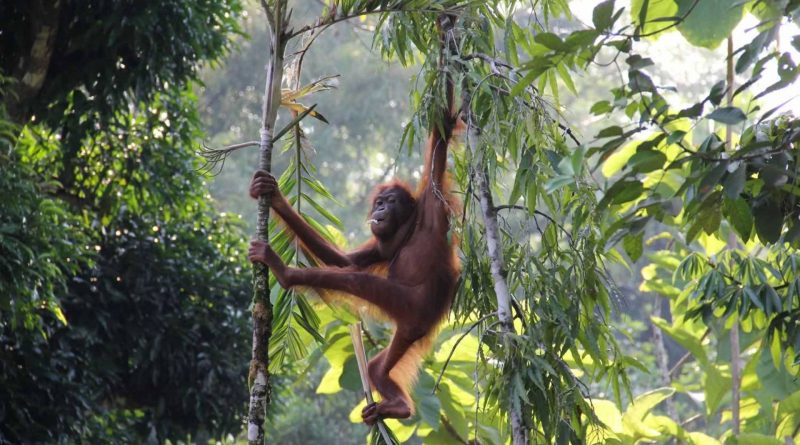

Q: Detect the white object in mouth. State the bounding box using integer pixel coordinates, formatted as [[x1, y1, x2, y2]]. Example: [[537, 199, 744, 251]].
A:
[[367, 219, 379, 225]]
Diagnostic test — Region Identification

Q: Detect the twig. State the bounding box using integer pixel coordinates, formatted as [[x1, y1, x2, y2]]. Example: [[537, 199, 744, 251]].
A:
[[197, 140, 260, 175], [668, 328, 710, 377], [494, 204, 575, 243], [432, 312, 498, 393], [288, 6, 463, 39], [440, 415, 471, 445]]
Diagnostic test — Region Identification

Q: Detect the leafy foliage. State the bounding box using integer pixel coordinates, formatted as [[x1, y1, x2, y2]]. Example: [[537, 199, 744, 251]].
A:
[[0, 0, 242, 125], [0, 2, 251, 443]]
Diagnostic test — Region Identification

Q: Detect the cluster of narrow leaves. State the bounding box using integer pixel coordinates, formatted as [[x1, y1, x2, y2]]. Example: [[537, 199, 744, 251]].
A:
[[607, 237, 800, 443]]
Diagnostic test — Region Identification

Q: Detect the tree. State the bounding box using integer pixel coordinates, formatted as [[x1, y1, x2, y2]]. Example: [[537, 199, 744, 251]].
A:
[[0, 2, 254, 443], [204, 1, 623, 444]]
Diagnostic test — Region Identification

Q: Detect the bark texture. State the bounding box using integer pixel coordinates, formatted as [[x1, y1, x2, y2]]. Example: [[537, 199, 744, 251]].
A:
[[247, 3, 287, 444]]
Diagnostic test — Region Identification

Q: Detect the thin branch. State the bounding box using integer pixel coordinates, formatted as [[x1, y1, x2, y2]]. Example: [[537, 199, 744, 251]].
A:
[[432, 312, 498, 393], [288, 6, 463, 39], [668, 328, 710, 377], [631, 0, 701, 38], [440, 415, 471, 445], [494, 204, 574, 243], [197, 140, 260, 175]]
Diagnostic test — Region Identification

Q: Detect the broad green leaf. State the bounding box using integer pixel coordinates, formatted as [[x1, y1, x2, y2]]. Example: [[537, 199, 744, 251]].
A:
[[707, 106, 746, 125], [723, 162, 747, 198], [339, 355, 362, 392], [629, 150, 666, 173], [593, 0, 616, 31], [723, 197, 753, 242], [624, 232, 644, 261], [686, 432, 721, 445], [536, 32, 566, 51], [600, 179, 644, 208], [626, 388, 675, 420], [631, 0, 679, 37], [544, 175, 575, 194], [626, 54, 654, 70], [776, 390, 800, 438], [622, 388, 675, 438], [759, 153, 790, 188], [591, 100, 613, 115], [592, 399, 624, 433], [316, 364, 343, 394], [412, 372, 441, 429], [602, 140, 637, 177], [384, 418, 415, 442], [439, 384, 469, 439], [629, 70, 656, 92], [556, 63, 577, 94], [597, 126, 624, 138], [704, 364, 731, 415], [676, 0, 744, 49], [753, 198, 783, 243], [737, 433, 782, 445]]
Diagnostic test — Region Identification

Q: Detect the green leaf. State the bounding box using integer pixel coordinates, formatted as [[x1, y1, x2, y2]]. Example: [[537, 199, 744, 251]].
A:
[[631, 0, 679, 37], [666, 130, 686, 145], [753, 198, 783, 244], [597, 126, 624, 138], [629, 70, 656, 92], [736, 30, 774, 74], [708, 80, 727, 106], [412, 372, 441, 429], [698, 163, 728, 196], [593, 0, 616, 31], [626, 54, 654, 70], [622, 387, 676, 435], [724, 198, 753, 242], [338, 355, 362, 392], [316, 364, 343, 394], [736, 434, 783, 445], [544, 175, 575, 194], [556, 63, 577, 95], [628, 150, 666, 173], [701, 203, 721, 235], [704, 364, 731, 415], [676, 0, 745, 49], [723, 162, 746, 198], [536, 32, 565, 51], [776, 390, 800, 438], [677, 102, 704, 118], [600, 179, 644, 208], [707, 106, 746, 125], [511, 60, 552, 97], [623, 232, 644, 261], [759, 152, 790, 188], [591, 100, 613, 115]]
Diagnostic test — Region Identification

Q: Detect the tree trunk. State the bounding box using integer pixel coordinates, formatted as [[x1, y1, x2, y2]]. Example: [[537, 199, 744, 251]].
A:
[[475, 165, 529, 445], [247, 3, 287, 444], [6, 0, 61, 124], [725, 35, 741, 437]]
